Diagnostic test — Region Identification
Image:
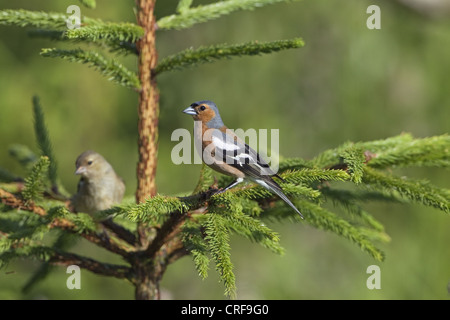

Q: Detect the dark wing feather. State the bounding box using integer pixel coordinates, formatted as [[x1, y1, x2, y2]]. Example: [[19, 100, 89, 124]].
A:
[[211, 130, 277, 178], [211, 130, 303, 218]]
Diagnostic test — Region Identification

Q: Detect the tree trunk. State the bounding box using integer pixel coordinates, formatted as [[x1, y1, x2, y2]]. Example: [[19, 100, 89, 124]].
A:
[[135, 0, 159, 204], [134, 250, 168, 300], [134, 263, 162, 300]]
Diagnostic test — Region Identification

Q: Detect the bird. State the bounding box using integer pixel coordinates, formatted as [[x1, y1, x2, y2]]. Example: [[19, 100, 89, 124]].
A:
[[71, 150, 125, 215], [183, 100, 303, 218]]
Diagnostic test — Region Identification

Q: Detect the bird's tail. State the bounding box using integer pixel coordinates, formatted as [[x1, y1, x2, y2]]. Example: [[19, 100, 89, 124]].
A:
[[254, 178, 304, 219]]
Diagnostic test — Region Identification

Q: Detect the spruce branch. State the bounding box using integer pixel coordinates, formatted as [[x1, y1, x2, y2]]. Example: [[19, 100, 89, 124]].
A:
[[64, 22, 144, 44], [48, 206, 133, 257], [205, 192, 284, 297], [142, 209, 188, 258], [0, 9, 100, 30], [176, 0, 194, 14], [0, 188, 47, 217], [340, 146, 366, 183], [27, 29, 65, 41], [48, 206, 97, 234], [278, 157, 313, 171], [78, 0, 97, 9], [32, 96, 60, 192], [0, 189, 133, 258], [309, 132, 448, 170], [27, 29, 139, 56], [5, 215, 49, 243], [101, 218, 138, 246], [362, 167, 449, 213], [358, 227, 391, 243], [40, 48, 141, 90], [358, 132, 415, 152], [0, 244, 54, 269], [22, 232, 76, 293], [224, 211, 285, 254], [209, 192, 284, 254], [125, 195, 189, 224], [50, 250, 132, 280], [321, 187, 388, 232], [0, 9, 69, 29], [154, 38, 305, 74], [8, 144, 38, 171], [204, 212, 236, 299], [368, 134, 450, 169], [157, 0, 301, 30], [234, 180, 320, 201], [22, 156, 50, 203], [182, 219, 210, 279], [1, 243, 131, 280], [297, 200, 385, 261], [310, 138, 394, 170], [0, 167, 21, 183], [280, 168, 350, 184]]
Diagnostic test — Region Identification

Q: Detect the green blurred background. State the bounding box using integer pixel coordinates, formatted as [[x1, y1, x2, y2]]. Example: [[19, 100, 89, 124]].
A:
[[0, 0, 449, 299]]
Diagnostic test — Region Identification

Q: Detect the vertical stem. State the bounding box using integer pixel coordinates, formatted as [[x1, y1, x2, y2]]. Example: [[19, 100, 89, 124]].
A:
[[134, 263, 161, 300], [134, 251, 167, 300], [134, 0, 160, 300], [136, 0, 159, 204]]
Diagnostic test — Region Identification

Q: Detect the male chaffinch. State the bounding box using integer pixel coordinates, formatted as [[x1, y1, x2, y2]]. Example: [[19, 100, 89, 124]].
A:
[[183, 100, 303, 218], [71, 150, 125, 214]]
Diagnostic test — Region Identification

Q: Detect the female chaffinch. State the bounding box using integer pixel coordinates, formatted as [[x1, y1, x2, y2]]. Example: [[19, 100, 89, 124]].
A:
[[183, 100, 303, 218], [71, 150, 125, 214]]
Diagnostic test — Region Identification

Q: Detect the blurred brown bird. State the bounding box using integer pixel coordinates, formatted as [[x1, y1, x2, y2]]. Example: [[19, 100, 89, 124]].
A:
[[71, 150, 125, 214]]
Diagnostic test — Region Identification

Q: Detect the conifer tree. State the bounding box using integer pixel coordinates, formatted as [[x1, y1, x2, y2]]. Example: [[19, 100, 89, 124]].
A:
[[0, 1, 449, 300]]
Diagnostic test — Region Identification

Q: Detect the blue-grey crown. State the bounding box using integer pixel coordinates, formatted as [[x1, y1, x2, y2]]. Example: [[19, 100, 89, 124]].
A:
[[192, 100, 224, 129]]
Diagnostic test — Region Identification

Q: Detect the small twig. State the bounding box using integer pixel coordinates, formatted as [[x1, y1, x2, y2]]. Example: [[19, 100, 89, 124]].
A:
[[143, 188, 220, 256], [0, 188, 46, 216], [167, 239, 188, 264], [143, 210, 186, 258], [50, 250, 133, 281], [0, 187, 133, 258], [101, 217, 138, 246], [51, 218, 132, 258]]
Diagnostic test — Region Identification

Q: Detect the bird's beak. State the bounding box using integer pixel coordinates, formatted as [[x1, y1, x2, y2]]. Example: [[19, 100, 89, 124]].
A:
[[182, 106, 197, 115], [75, 166, 86, 175]]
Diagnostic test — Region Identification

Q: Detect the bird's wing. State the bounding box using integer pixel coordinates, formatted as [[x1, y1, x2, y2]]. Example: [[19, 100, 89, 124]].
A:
[[114, 175, 126, 203], [76, 177, 86, 194], [211, 129, 277, 178], [211, 130, 303, 218]]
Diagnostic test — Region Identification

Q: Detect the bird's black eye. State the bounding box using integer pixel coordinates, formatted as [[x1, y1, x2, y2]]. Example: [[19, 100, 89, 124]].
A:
[[87, 160, 93, 165], [200, 105, 206, 111]]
